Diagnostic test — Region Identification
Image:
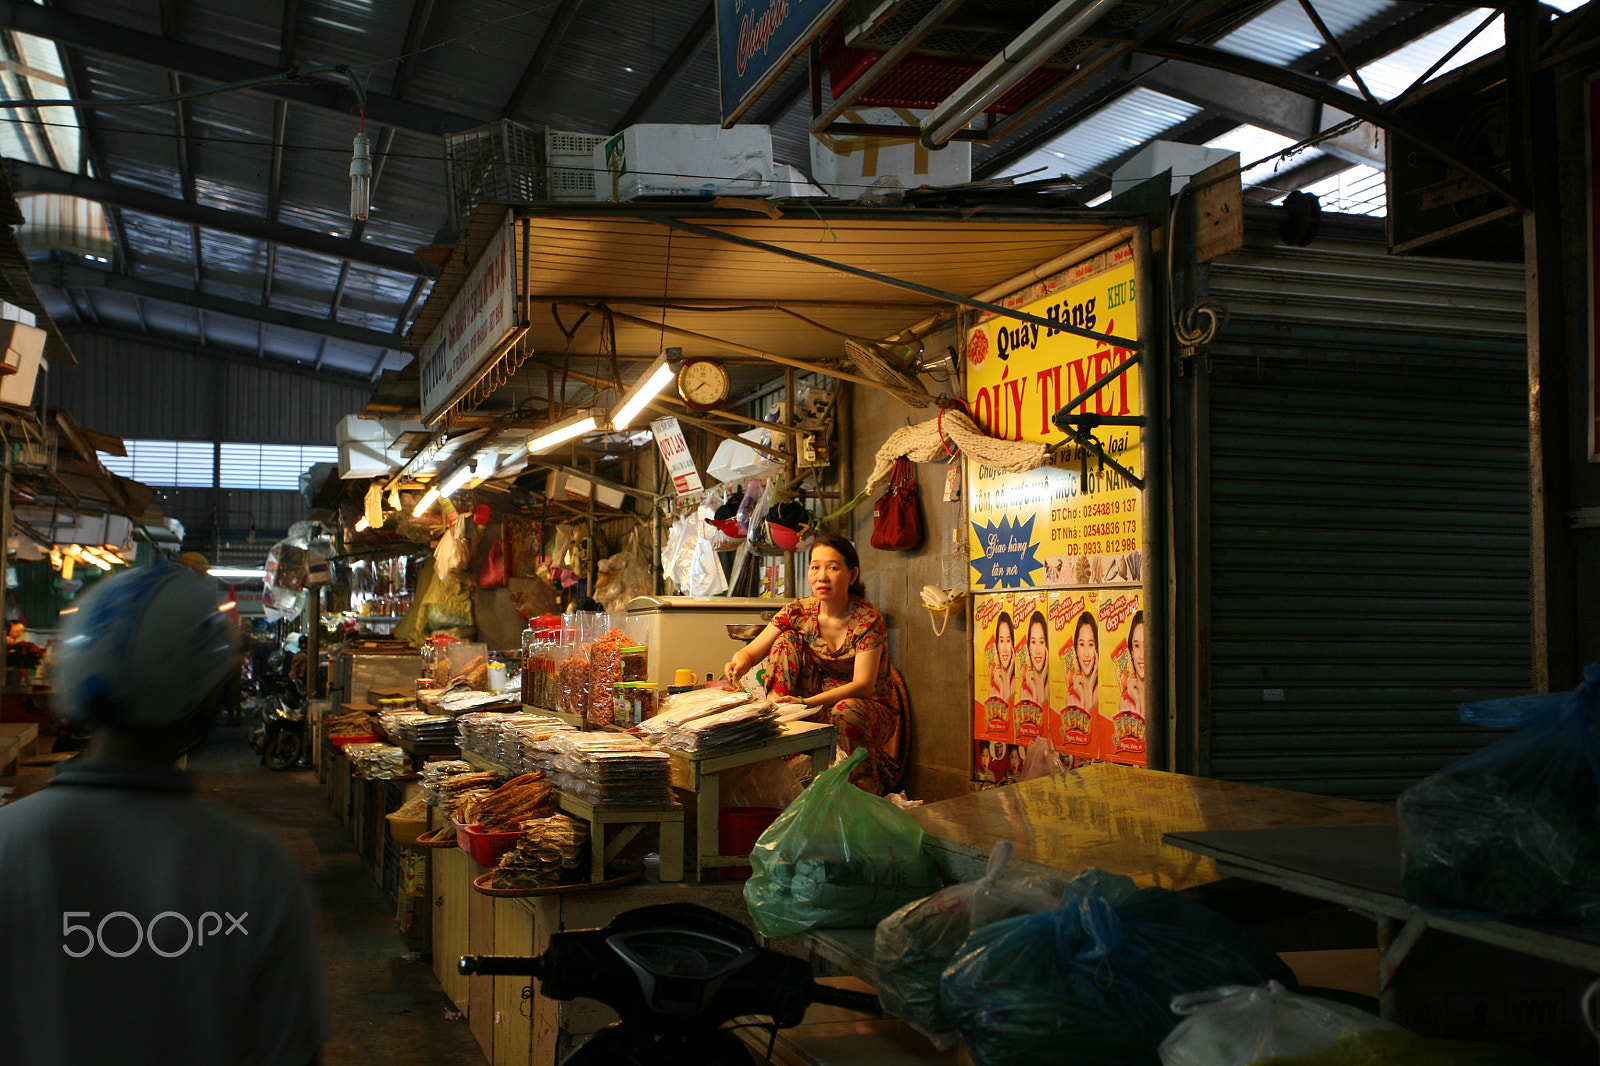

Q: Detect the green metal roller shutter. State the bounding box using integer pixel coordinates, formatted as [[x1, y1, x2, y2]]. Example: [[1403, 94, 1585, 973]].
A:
[[1191, 232, 1529, 802]]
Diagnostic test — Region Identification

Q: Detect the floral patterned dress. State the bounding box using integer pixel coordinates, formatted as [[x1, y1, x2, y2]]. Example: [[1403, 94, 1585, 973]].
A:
[[763, 595, 909, 795]]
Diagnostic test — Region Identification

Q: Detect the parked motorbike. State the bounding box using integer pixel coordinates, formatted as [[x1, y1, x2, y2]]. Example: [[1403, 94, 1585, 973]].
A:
[[246, 644, 307, 771], [459, 902, 880, 1065]]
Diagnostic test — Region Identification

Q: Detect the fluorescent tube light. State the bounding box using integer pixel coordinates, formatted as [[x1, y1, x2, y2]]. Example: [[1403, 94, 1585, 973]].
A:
[[209, 567, 267, 580], [354, 515, 371, 532], [437, 461, 476, 498], [526, 409, 605, 455], [920, 0, 1121, 148], [610, 353, 677, 431], [411, 486, 441, 517]]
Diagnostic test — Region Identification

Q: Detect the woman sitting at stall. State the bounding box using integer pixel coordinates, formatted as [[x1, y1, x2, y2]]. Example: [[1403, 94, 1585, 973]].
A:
[[724, 533, 909, 795]]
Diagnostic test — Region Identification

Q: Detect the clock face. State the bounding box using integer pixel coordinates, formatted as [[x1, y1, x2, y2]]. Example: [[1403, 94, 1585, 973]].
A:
[[677, 359, 730, 411]]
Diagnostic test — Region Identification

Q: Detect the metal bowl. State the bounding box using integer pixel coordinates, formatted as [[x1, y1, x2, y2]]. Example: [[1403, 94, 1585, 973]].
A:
[[726, 623, 765, 641]]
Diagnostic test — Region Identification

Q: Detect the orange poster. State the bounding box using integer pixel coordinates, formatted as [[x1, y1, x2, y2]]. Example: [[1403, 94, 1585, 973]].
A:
[[972, 594, 1016, 744], [1099, 590, 1147, 765], [1047, 590, 1099, 761], [1009, 592, 1048, 745]]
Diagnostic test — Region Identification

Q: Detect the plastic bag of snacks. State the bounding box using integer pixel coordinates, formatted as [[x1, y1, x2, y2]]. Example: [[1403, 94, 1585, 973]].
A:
[[1399, 662, 1600, 927], [1158, 982, 1397, 1066], [743, 748, 941, 937], [873, 841, 1059, 1048], [586, 628, 632, 725], [940, 868, 1297, 1066]]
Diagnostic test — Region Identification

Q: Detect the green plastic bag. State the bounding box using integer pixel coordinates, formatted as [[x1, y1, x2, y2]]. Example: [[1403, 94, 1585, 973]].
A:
[[743, 748, 942, 937]]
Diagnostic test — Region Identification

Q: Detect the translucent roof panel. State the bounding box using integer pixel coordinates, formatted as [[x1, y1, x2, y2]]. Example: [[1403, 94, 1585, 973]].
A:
[[994, 88, 1204, 184], [1301, 164, 1387, 216], [1214, 0, 1392, 67], [1339, 11, 1506, 101]]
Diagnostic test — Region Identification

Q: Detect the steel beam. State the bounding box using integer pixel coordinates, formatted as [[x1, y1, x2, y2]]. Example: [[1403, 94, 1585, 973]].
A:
[[0, 0, 479, 137], [5, 160, 429, 276], [59, 321, 381, 388], [1126, 54, 1384, 167], [39, 260, 406, 351]]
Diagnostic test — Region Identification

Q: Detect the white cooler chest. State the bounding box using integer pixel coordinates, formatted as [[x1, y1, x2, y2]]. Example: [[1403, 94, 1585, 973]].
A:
[[625, 596, 786, 688]]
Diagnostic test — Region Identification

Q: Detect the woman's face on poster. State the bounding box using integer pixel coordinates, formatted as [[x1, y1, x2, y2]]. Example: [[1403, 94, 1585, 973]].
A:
[[1076, 622, 1098, 675], [995, 620, 1014, 672], [1130, 621, 1146, 679], [1027, 620, 1048, 674]]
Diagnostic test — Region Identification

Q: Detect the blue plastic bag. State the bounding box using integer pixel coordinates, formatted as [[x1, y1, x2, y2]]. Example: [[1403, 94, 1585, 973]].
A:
[[1398, 663, 1600, 926], [940, 868, 1297, 1066]]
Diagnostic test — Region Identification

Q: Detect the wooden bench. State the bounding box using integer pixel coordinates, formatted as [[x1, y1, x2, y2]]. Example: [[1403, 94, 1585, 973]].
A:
[[0, 722, 38, 775]]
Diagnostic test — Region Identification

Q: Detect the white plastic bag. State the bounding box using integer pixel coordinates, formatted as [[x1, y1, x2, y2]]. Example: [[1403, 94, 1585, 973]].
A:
[[1158, 981, 1399, 1066], [706, 427, 785, 484], [1018, 734, 1067, 780]]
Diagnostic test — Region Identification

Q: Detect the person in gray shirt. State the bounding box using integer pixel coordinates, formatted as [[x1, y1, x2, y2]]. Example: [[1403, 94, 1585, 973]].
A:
[[0, 564, 327, 1065]]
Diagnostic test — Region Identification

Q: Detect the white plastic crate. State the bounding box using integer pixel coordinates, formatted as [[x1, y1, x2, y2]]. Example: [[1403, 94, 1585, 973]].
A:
[[545, 129, 606, 202], [443, 119, 545, 231]]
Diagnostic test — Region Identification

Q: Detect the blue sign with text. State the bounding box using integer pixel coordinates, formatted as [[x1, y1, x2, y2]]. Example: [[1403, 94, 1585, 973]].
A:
[[716, 0, 847, 125]]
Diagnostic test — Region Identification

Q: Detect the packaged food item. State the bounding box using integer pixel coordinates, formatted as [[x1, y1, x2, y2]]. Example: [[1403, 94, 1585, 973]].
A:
[[620, 645, 648, 682]]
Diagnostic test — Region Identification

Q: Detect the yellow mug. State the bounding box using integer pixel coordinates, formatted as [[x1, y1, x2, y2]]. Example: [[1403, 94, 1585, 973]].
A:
[[674, 668, 697, 687]]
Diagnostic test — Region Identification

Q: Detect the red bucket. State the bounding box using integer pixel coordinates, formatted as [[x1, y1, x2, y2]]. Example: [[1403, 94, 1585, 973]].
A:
[[717, 806, 782, 881]]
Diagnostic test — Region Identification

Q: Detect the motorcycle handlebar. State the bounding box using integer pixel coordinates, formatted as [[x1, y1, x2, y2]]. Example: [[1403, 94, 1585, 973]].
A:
[[807, 985, 881, 1017], [458, 954, 545, 978]]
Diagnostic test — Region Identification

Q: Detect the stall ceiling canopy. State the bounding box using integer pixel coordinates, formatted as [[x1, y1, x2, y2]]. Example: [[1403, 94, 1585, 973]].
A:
[[410, 204, 1139, 372]]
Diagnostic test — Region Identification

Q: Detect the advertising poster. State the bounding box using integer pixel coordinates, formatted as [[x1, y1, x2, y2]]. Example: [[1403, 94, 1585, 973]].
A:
[[972, 593, 1017, 746], [965, 245, 1145, 783], [1046, 589, 1099, 763], [1099, 589, 1147, 765]]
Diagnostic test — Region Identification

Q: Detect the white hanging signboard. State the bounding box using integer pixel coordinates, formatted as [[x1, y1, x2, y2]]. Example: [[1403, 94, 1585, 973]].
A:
[[651, 416, 704, 496], [418, 212, 518, 425]]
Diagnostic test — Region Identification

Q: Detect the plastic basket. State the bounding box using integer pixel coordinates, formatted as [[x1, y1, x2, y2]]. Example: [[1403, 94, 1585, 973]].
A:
[[459, 822, 522, 869], [819, 23, 1068, 114], [546, 129, 605, 201], [386, 812, 428, 847], [443, 119, 545, 232]]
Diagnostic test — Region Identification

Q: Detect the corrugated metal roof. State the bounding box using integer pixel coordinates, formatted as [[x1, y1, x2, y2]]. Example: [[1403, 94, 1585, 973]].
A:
[[0, 0, 1568, 400]]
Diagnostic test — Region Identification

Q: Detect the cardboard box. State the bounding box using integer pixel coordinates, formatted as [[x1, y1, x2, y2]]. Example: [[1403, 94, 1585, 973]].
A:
[[809, 107, 971, 199], [0, 320, 46, 408], [595, 124, 776, 201]]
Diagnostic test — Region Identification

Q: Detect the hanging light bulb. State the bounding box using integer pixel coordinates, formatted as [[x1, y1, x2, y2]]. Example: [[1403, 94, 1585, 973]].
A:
[[349, 131, 372, 221]]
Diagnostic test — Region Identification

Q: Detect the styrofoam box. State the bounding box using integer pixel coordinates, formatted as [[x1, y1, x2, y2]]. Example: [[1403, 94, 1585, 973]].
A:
[[775, 163, 826, 198], [595, 124, 776, 201], [336, 414, 388, 444], [809, 107, 971, 199]]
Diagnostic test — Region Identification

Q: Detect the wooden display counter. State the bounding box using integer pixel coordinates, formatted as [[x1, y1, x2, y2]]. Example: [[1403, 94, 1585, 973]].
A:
[[426, 815, 759, 1066]]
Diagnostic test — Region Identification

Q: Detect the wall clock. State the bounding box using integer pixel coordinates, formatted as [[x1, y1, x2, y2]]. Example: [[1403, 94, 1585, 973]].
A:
[[676, 357, 731, 412]]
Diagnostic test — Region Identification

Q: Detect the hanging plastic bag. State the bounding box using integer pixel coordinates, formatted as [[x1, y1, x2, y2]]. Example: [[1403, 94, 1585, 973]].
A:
[[478, 537, 507, 589], [706, 427, 786, 485], [873, 841, 1060, 1048], [435, 513, 472, 575], [1017, 734, 1068, 781], [1158, 982, 1398, 1066], [940, 867, 1297, 1066], [743, 748, 942, 937], [1398, 662, 1600, 926]]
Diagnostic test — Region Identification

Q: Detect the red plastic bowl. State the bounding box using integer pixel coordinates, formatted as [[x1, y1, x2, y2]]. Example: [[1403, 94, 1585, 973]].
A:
[[707, 517, 746, 539], [767, 522, 801, 552]]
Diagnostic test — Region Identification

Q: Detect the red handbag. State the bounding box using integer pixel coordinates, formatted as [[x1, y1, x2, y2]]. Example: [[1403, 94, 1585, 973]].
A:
[[870, 457, 925, 552], [478, 537, 507, 589]]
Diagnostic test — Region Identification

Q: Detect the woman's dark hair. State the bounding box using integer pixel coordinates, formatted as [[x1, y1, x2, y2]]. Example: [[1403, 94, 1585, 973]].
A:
[[1027, 610, 1048, 648], [995, 611, 1014, 640], [1128, 610, 1145, 636], [1075, 611, 1098, 643], [810, 533, 866, 597]]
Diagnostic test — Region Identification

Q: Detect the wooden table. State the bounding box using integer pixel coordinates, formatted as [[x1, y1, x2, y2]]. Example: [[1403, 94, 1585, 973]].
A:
[[1163, 824, 1600, 1062], [0, 722, 39, 774], [557, 791, 685, 883], [906, 761, 1396, 891], [660, 720, 835, 884]]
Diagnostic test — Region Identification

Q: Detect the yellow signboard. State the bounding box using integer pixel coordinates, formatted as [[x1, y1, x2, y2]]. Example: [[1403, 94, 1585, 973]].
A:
[[965, 244, 1146, 781]]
